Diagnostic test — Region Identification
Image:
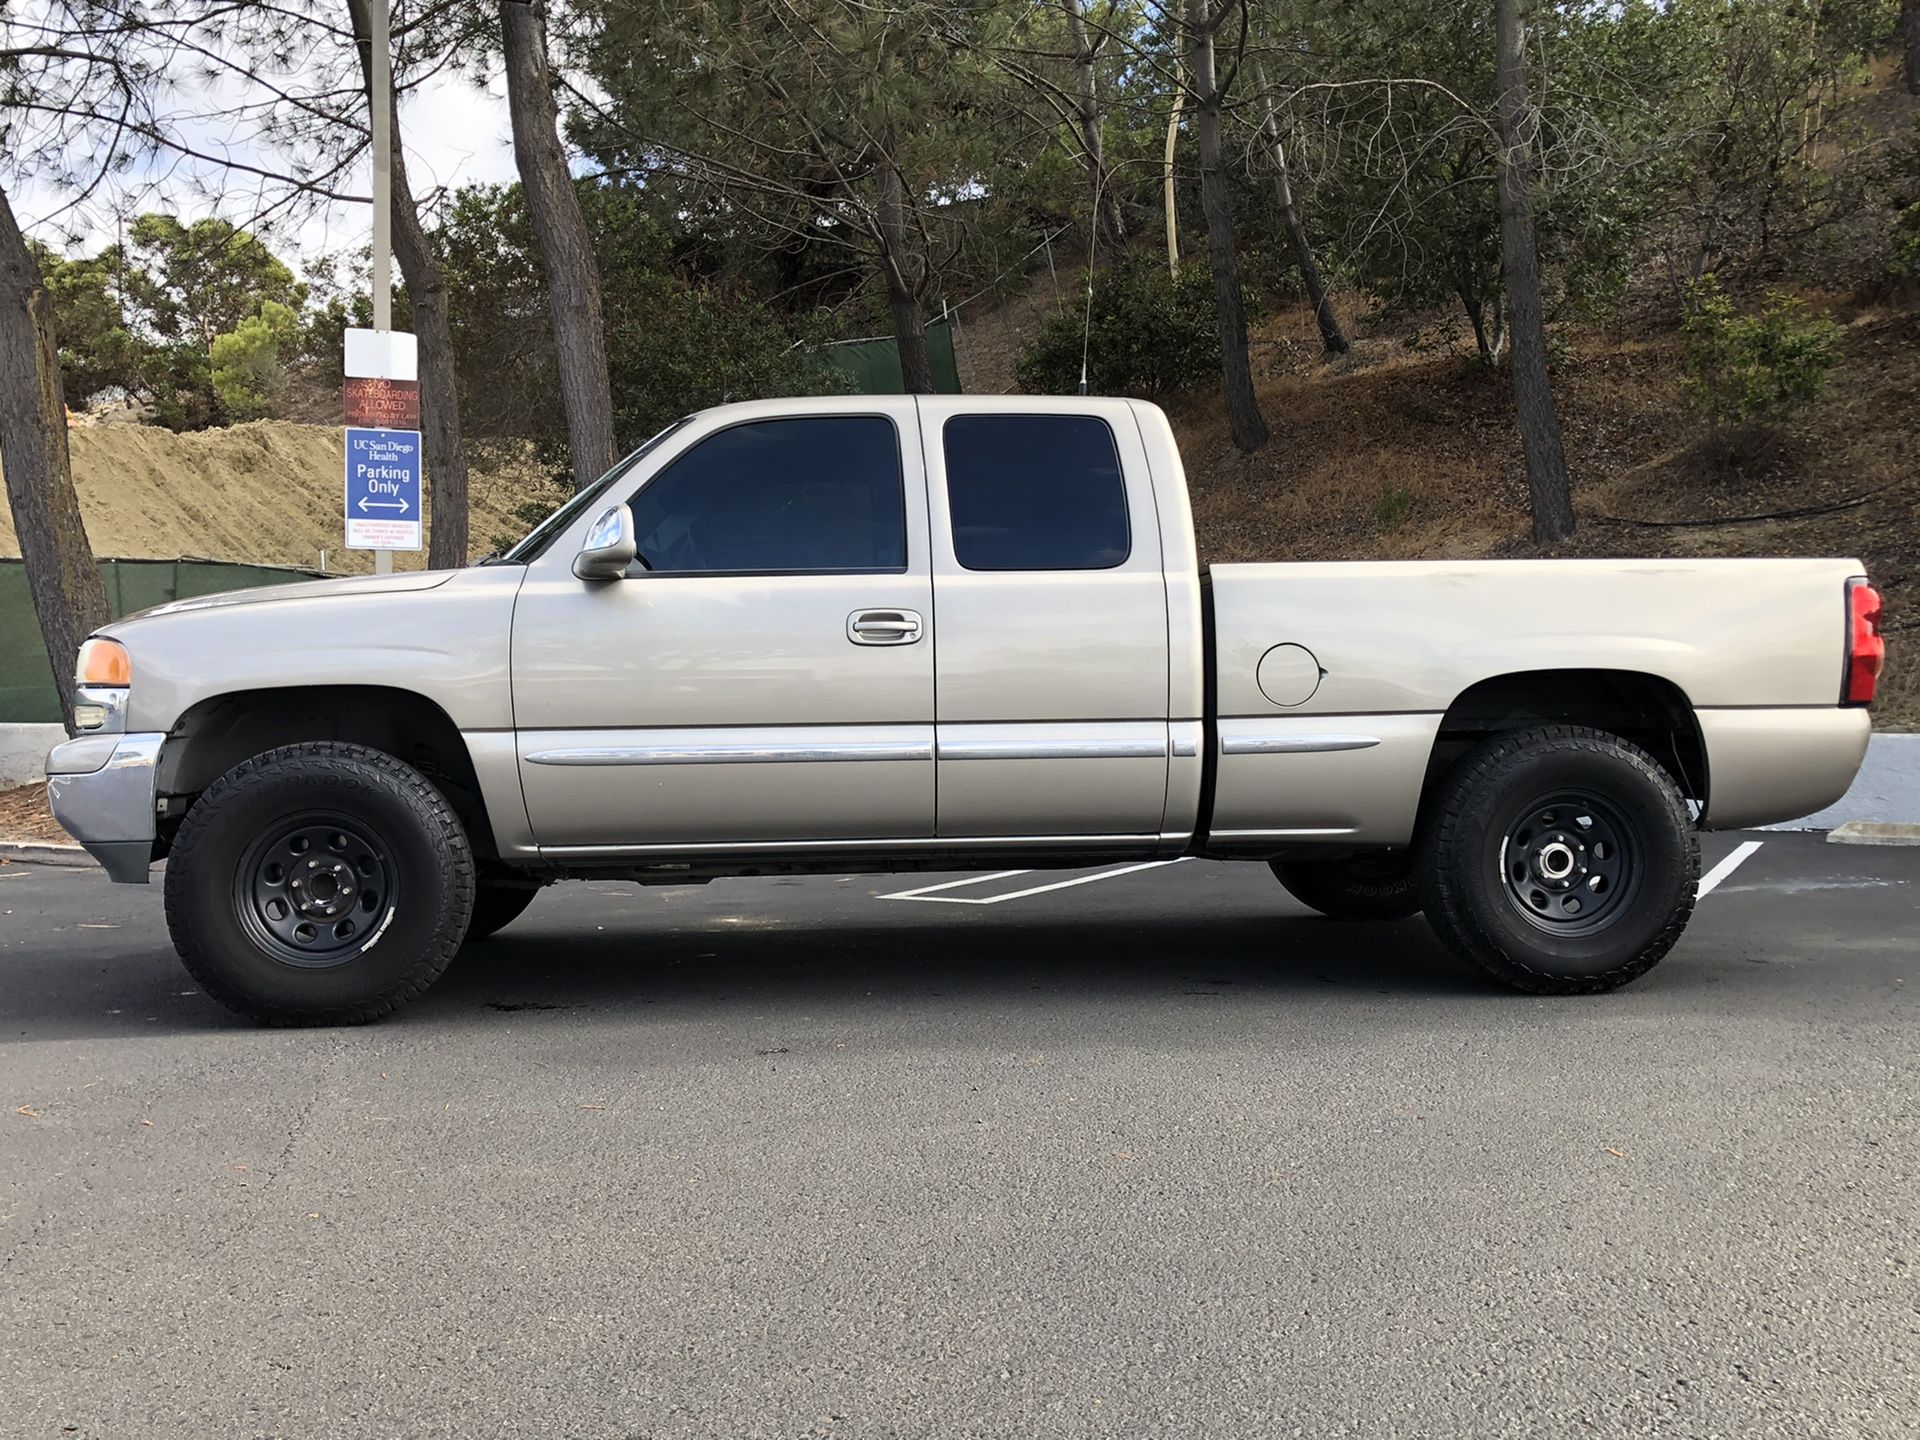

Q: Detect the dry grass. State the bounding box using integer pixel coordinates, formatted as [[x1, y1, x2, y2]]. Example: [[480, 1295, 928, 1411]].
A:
[[0, 783, 68, 846], [0, 422, 561, 575]]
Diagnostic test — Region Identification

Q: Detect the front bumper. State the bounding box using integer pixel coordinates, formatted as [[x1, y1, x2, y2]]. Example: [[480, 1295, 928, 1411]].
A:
[[45, 732, 166, 883]]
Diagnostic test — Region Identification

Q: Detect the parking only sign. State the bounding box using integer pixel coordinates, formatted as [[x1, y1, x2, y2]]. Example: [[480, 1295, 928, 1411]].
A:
[[344, 426, 423, 551]]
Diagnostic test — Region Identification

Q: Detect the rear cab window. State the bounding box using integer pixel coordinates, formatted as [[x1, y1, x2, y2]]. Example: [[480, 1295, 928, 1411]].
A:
[[942, 414, 1130, 571]]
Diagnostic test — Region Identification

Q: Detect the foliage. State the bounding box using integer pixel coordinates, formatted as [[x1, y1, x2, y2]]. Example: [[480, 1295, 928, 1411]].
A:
[[1016, 260, 1232, 397], [435, 182, 846, 468], [27, 240, 144, 404], [32, 212, 318, 428], [1679, 274, 1843, 434], [209, 299, 299, 420], [1893, 203, 1920, 280]]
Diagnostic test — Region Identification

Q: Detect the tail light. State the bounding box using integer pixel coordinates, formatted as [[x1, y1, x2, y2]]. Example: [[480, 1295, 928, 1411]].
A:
[[1843, 578, 1883, 706]]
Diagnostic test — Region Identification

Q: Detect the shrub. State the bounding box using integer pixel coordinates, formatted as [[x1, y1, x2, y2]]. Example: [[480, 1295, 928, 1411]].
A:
[[1016, 261, 1242, 398], [1679, 274, 1841, 436], [1891, 203, 1920, 282]]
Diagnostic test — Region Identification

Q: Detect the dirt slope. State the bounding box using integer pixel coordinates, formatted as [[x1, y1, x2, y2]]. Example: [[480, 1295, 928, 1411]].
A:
[[0, 421, 560, 574]]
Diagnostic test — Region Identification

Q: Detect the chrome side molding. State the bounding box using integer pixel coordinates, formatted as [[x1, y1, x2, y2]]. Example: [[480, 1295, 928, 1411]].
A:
[[936, 736, 1168, 762], [526, 739, 932, 766], [1219, 734, 1380, 756]]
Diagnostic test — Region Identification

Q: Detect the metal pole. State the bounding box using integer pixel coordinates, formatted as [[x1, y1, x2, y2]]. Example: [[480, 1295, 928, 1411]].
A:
[[370, 0, 394, 574]]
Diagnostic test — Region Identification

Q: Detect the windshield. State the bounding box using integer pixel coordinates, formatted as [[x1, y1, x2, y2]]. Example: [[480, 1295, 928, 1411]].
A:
[[495, 418, 692, 564]]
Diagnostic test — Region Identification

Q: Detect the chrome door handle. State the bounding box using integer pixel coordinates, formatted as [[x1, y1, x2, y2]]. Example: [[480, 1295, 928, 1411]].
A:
[[848, 609, 923, 645]]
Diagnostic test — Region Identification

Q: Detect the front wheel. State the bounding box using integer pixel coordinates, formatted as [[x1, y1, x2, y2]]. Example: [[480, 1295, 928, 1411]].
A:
[[1270, 853, 1421, 921], [164, 742, 475, 1024], [1416, 726, 1698, 994]]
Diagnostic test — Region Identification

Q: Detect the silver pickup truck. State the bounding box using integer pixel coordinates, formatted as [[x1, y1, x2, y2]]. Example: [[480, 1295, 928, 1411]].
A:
[[45, 397, 1884, 1023]]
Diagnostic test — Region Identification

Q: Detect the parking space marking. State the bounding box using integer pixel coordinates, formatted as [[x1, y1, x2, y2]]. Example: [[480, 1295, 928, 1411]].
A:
[[1697, 839, 1764, 898], [881, 859, 1189, 905]]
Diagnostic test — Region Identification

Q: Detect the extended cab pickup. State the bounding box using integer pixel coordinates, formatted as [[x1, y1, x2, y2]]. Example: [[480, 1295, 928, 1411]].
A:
[[45, 397, 1884, 1022]]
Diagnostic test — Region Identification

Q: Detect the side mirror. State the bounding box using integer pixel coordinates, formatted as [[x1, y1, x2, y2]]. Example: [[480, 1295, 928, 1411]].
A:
[[573, 504, 639, 580]]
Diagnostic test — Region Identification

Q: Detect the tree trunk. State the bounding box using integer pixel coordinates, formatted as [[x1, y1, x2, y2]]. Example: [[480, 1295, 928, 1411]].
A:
[[1187, 0, 1268, 453], [1253, 66, 1347, 355], [1462, 290, 1494, 365], [875, 159, 935, 395], [1494, 0, 1574, 543], [349, 0, 469, 569], [1063, 0, 1126, 253], [1904, 0, 1920, 95], [0, 184, 109, 733], [500, 0, 617, 492], [1163, 66, 1183, 275]]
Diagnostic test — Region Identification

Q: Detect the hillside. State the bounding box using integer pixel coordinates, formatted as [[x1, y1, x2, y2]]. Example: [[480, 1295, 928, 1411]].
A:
[[0, 421, 561, 574], [1153, 294, 1916, 728]]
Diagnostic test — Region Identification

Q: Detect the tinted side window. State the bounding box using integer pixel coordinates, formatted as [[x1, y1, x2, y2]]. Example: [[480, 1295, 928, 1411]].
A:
[[625, 417, 905, 574], [943, 415, 1130, 571]]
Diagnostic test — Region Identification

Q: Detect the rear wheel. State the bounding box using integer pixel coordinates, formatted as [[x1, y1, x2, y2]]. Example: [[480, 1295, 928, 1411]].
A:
[[1416, 725, 1697, 994], [1270, 853, 1421, 920], [164, 742, 474, 1025]]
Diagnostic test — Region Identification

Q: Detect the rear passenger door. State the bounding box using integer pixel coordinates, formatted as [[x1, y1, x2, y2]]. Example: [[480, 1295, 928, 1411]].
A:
[[919, 400, 1172, 839]]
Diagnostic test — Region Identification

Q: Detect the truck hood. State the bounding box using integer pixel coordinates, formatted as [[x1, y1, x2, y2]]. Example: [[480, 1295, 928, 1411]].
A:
[[108, 569, 457, 628]]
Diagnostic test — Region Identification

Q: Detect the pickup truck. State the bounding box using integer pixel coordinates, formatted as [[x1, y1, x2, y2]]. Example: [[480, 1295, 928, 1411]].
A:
[[45, 396, 1884, 1023]]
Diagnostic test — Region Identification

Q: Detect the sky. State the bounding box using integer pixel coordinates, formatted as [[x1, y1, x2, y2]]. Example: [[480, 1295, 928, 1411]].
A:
[[12, 22, 523, 283]]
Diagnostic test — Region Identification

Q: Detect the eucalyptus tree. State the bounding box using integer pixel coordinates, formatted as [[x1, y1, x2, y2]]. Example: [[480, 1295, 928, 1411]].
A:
[[501, 0, 616, 490], [1182, 0, 1266, 449], [576, 0, 1007, 395], [1495, 0, 1572, 541], [1, 2, 180, 728]]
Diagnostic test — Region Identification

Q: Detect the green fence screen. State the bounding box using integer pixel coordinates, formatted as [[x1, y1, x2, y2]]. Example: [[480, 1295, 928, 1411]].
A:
[[0, 558, 324, 723], [819, 319, 962, 394]]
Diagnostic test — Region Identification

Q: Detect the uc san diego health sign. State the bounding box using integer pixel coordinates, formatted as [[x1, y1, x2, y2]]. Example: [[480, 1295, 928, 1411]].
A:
[[342, 329, 423, 553]]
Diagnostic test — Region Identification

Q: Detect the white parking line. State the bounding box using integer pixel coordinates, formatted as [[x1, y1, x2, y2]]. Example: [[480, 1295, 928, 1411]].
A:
[[1697, 840, 1764, 898], [881, 858, 1190, 905]]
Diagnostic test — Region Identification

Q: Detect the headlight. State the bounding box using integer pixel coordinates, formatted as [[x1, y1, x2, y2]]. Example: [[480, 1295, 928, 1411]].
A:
[[73, 638, 131, 731]]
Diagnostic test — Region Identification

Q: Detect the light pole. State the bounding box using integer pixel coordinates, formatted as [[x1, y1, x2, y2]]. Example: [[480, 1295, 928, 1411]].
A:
[[369, 0, 393, 575]]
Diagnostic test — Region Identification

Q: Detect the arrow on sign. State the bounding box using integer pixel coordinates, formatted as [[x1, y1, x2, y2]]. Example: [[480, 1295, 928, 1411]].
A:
[[358, 496, 411, 513]]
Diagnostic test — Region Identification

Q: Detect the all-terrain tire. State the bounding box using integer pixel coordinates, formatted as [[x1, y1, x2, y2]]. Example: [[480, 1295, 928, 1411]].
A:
[[164, 742, 475, 1025], [465, 881, 541, 942], [1415, 725, 1698, 994], [1270, 853, 1422, 921]]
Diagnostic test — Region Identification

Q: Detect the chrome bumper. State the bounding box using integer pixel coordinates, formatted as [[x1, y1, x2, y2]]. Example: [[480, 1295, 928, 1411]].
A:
[[45, 732, 165, 883]]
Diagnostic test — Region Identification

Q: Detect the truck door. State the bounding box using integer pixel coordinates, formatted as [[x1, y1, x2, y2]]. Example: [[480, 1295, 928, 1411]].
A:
[[918, 400, 1172, 839], [510, 404, 935, 850]]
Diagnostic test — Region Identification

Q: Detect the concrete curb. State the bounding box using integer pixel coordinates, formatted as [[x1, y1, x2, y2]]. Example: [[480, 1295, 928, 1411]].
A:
[[1827, 821, 1920, 847], [0, 723, 65, 790], [0, 841, 96, 870]]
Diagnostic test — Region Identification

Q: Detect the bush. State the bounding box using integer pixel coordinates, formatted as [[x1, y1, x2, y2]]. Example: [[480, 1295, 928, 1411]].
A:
[[1016, 261, 1238, 398], [1891, 203, 1920, 282], [210, 300, 300, 421], [1679, 274, 1841, 436]]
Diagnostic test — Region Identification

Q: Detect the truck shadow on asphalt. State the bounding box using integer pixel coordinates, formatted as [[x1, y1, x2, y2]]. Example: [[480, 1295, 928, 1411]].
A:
[[7, 909, 1757, 1042]]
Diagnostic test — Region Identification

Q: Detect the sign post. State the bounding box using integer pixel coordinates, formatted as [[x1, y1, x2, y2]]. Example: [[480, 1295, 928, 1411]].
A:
[[343, 327, 422, 559]]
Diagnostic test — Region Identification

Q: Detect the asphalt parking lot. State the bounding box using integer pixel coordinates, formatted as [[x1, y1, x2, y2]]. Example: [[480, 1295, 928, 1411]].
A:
[[2, 831, 1916, 1439]]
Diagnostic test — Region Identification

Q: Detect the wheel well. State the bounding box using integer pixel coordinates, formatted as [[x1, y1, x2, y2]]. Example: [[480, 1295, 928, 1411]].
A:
[[1422, 669, 1707, 811], [155, 685, 497, 859]]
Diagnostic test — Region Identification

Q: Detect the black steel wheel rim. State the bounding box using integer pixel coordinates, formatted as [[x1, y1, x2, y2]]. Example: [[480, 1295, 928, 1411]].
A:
[[1496, 790, 1640, 936], [234, 813, 394, 968]]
